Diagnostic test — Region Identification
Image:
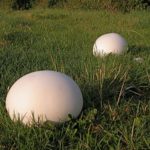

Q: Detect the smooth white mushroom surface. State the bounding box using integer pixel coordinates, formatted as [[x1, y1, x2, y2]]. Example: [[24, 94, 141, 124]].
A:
[[93, 33, 128, 57], [6, 70, 83, 124]]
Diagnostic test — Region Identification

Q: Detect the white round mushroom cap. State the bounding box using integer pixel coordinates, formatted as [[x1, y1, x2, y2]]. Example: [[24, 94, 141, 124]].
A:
[[93, 33, 128, 57], [6, 70, 83, 124]]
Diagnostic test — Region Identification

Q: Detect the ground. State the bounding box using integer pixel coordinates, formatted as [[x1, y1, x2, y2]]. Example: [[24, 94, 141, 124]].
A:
[[0, 9, 150, 149]]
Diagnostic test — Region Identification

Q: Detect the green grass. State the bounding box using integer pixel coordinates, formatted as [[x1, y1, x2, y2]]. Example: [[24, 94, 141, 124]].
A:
[[0, 8, 150, 149]]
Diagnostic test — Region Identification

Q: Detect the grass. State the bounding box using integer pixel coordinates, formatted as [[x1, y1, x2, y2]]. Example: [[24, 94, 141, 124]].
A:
[[0, 8, 150, 149]]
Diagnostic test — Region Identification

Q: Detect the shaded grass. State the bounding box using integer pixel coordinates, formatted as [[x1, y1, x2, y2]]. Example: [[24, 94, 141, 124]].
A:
[[0, 9, 150, 149]]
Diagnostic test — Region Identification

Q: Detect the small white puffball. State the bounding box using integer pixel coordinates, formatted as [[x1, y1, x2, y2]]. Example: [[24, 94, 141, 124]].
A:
[[6, 70, 83, 124], [93, 33, 128, 57]]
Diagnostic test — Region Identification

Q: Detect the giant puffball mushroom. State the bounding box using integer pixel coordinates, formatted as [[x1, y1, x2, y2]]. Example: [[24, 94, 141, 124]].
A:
[[6, 70, 83, 125], [93, 33, 128, 57]]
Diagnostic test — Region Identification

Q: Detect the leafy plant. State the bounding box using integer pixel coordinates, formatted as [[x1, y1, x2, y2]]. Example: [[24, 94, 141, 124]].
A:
[[12, 0, 35, 9], [48, 0, 58, 6], [48, 0, 66, 7]]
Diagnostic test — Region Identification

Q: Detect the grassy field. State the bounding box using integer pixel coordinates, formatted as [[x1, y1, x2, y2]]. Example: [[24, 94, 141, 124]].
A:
[[0, 8, 150, 149]]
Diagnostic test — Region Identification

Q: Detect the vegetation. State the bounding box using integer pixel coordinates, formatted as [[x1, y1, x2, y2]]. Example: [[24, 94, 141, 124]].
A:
[[11, 0, 35, 9], [56, 0, 150, 12], [0, 8, 150, 149], [0, 0, 150, 11]]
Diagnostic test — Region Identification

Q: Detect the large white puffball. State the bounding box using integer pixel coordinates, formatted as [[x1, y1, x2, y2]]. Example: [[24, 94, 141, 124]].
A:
[[93, 33, 128, 57], [6, 71, 83, 124]]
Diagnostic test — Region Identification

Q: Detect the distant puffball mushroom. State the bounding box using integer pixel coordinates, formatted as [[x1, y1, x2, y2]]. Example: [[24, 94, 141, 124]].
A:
[[93, 33, 128, 57], [6, 70, 83, 124]]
